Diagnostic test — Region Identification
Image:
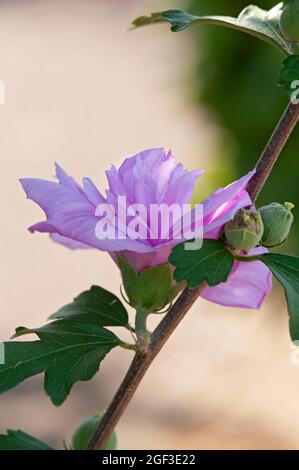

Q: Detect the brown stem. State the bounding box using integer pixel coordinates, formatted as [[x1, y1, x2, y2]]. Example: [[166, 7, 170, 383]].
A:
[[87, 287, 202, 450], [246, 102, 299, 202], [87, 101, 299, 450]]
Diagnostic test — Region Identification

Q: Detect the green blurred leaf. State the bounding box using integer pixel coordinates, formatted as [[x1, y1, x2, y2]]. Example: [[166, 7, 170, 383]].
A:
[[118, 257, 177, 311], [132, 5, 294, 54], [169, 239, 234, 289], [0, 321, 120, 406], [187, 0, 299, 251], [0, 429, 53, 450], [278, 55, 299, 95], [49, 285, 129, 327], [259, 253, 299, 342]]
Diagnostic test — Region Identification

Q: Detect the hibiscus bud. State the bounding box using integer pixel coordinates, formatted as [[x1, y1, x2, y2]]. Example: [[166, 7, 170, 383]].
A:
[[280, 0, 299, 42], [259, 202, 294, 247], [118, 257, 179, 312], [224, 209, 264, 252], [72, 413, 117, 450]]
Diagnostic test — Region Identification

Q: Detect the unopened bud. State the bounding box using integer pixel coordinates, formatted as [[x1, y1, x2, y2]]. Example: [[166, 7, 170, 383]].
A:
[[224, 209, 264, 252], [259, 202, 294, 247], [72, 413, 117, 450], [118, 257, 177, 312]]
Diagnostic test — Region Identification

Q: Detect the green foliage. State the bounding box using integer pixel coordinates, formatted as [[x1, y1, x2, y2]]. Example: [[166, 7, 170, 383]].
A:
[[0, 429, 53, 450], [72, 413, 117, 450], [278, 55, 299, 95], [133, 2, 299, 249], [188, 0, 299, 252], [280, 0, 299, 41], [118, 257, 177, 311], [169, 239, 234, 289], [132, 5, 295, 54], [236, 252, 299, 341], [49, 285, 129, 327], [0, 320, 121, 406], [259, 253, 299, 342]]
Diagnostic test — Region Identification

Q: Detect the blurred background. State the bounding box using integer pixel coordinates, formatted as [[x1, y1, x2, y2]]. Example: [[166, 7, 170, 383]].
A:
[[0, 0, 299, 450]]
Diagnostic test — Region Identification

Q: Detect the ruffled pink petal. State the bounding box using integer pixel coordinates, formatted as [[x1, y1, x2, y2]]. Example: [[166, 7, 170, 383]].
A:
[[20, 172, 154, 253], [203, 170, 255, 236], [55, 163, 82, 192], [50, 233, 92, 250], [162, 168, 203, 206], [82, 177, 106, 206], [29, 221, 56, 233], [118, 243, 174, 272], [118, 148, 166, 181]]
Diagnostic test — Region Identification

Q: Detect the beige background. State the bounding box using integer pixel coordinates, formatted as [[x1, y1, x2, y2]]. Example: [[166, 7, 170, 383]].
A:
[[0, 0, 298, 450]]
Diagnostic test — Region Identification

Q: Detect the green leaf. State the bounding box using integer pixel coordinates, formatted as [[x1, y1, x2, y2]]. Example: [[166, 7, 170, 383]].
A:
[[49, 285, 129, 327], [169, 239, 234, 289], [0, 321, 121, 405], [131, 5, 295, 55], [278, 55, 299, 96], [0, 429, 53, 450], [118, 257, 177, 311], [259, 253, 299, 342]]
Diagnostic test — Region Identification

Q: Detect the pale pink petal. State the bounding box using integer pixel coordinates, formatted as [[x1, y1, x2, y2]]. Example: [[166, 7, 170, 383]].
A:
[[203, 170, 255, 236], [20, 174, 153, 253], [51, 233, 92, 250]]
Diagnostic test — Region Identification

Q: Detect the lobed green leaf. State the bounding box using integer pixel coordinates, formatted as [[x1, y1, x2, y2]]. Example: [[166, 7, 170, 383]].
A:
[[49, 285, 129, 327], [259, 253, 299, 342], [0, 429, 53, 450], [169, 239, 234, 289], [0, 321, 121, 406]]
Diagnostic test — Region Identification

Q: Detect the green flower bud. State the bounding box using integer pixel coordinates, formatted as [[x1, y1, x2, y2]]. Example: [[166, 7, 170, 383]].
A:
[[280, 0, 299, 42], [259, 202, 294, 247], [118, 257, 178, 312], [224, 209, 264, 252], [71, 413, 117, 450]]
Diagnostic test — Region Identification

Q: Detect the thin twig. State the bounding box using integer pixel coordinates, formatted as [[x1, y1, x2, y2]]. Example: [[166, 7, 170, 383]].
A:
[[87, 101, 299, 450], [87, 287, 203, 450], [246, 102, 299, 202]]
